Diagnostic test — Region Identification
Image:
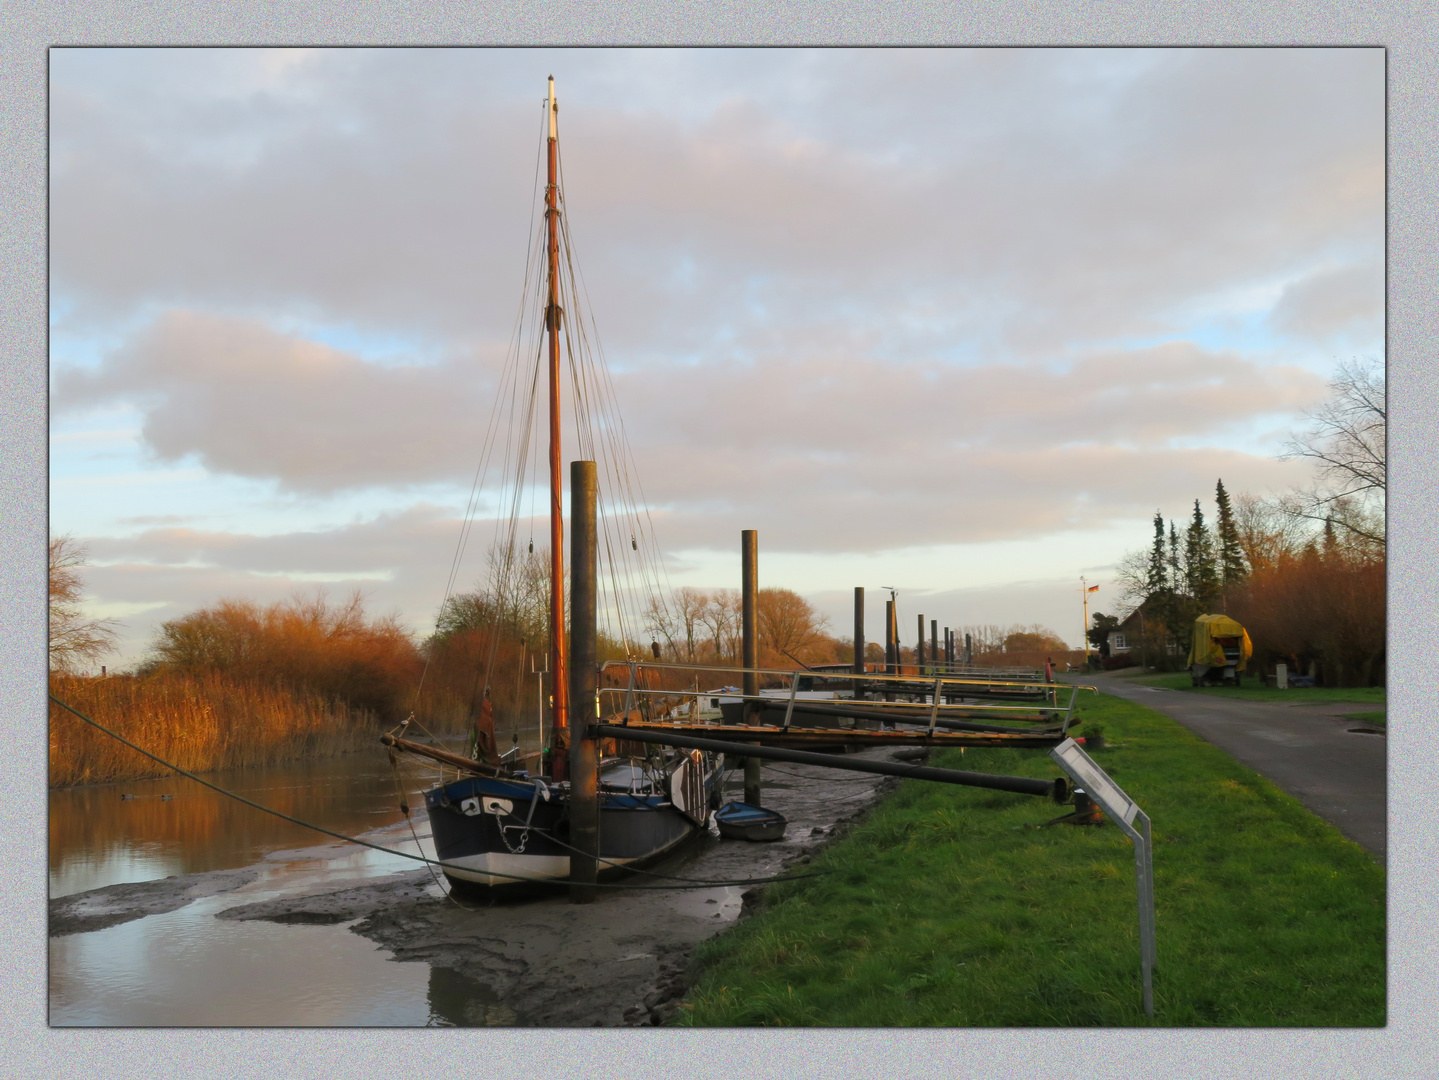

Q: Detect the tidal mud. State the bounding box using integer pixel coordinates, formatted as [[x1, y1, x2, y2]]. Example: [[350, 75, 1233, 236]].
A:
[[49, 867, 259, 937], [214, 748, 906, 1026]]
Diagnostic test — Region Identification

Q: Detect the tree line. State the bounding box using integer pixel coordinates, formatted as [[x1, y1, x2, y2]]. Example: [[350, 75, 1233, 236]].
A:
[[1092, 358, 1384, 686]]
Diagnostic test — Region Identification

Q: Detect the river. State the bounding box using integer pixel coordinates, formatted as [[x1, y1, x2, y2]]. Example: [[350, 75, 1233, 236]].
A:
[[48, 744, 895, 1026]]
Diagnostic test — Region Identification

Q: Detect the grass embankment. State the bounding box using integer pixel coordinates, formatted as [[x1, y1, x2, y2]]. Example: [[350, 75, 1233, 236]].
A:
[[677, 690, 1384, 1027], [1119, 670, 1386, 708], [48, 672, 382, 788]]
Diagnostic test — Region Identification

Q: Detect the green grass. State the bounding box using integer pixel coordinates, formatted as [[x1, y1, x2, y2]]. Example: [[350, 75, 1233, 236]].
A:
[[1343, 711, 1386, 728], [676, 691, 1384, 1027], [1118, 670, 1385, 707]]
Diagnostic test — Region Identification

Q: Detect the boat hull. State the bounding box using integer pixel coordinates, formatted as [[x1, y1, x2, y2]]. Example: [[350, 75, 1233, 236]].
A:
[[714, 801, 787, 842], [424, 762, 723, 891]]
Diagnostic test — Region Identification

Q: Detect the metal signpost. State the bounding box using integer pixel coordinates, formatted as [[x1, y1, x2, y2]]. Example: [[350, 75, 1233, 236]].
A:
[[1048, 737, 1156, 1017]]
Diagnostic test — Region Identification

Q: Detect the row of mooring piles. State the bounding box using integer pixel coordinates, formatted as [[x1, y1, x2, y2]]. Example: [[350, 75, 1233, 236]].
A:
[[563, 494, 1072, 904]]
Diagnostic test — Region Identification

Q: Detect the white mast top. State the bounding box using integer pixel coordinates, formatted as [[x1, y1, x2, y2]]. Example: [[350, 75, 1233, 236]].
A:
[[548, 75, 557, 140]]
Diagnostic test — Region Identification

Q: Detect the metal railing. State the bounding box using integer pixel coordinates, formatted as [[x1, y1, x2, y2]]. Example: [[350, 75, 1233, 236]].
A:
[[596, 659, 1096, 736]]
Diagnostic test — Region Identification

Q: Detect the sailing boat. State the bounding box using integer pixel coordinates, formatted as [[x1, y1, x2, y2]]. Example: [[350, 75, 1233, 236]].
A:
[[393, 78, 723, 893]]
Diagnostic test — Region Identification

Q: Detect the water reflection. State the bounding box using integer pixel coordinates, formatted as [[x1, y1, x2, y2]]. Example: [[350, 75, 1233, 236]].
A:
[[426, 966, 517, 1027], [49, 747, 468, 1026], [49, 750, 449, 897]]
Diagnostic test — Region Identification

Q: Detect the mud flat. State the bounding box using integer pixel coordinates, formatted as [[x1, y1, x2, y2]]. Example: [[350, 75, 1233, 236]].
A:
[[215, 748, 904, 1026], [49, 868, 260, 937]]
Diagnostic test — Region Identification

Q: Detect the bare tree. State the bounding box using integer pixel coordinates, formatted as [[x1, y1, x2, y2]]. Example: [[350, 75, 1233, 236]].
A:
[[756, 587, 831, 663], [1282, 358, 1385, 545], [643, 593, 681, 659], [701, 589, 741, 663], [673, 587, 709, 663], [49, 536, 117, 674]]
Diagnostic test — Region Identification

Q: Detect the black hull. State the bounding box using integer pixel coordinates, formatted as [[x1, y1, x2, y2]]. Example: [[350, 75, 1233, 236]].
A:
[[423, 763, 724, 891]]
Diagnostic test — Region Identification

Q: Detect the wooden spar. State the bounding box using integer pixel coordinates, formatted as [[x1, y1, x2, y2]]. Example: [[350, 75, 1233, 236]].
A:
[[380, 734, 506, 777], [741, 529, 761, 806], [545, 75, 569, 778], [591, 723, 1068, 801], [568, 459, 598, 901]]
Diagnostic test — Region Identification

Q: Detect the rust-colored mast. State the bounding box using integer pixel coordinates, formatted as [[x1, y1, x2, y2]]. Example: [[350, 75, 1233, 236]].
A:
[[545, 75, 569, 779]]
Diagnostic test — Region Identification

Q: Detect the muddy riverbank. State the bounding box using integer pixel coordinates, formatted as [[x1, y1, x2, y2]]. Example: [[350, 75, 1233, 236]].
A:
[[50, 748, 905, 1026]]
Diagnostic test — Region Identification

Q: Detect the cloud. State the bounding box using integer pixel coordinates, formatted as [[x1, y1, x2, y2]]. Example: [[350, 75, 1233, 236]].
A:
[[49, 48, 1383, 365], [56, 311, 501, 492], [55, 310, 1324, 546], [1268, 261, 1384, 343]]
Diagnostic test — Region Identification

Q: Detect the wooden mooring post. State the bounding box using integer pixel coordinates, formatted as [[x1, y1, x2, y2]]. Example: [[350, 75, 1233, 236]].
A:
[[567, 460, 599, 902], [741, 529, 761, 807], [853, 587, 866, 699]]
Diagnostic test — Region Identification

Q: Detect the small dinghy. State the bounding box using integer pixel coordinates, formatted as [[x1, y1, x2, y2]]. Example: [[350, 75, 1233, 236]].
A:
[[714, 802, 787, 842]]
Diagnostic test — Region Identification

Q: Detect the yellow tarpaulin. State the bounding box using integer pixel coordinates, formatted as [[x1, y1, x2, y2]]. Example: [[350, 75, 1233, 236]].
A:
[[1187, 613, 1253, 671]]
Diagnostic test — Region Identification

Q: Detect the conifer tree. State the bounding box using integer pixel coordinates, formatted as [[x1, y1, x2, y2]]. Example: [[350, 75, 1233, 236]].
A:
[[1167, 521, 1182, 594], [1146, 511, 1168, 595], [1214, 479, 1246, 587], [1185, 499, 1220, 604]]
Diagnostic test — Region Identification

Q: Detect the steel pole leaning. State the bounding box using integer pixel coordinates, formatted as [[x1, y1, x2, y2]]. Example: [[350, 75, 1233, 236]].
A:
[[590, 724, 1068, 800]]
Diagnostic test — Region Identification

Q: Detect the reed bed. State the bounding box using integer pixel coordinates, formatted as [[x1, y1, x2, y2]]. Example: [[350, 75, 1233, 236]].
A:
[[48, 671, 381, 788]]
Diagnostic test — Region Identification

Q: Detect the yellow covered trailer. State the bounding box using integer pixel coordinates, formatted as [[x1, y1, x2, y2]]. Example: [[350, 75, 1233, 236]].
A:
[[1187, 614, 1253, 686]]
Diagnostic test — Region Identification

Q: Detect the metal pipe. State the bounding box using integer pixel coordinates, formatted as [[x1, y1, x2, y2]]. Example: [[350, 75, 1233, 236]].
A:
[[591, 724, 1067, 801], [568, 459, 598, 901], [741, 529, 760, 805]]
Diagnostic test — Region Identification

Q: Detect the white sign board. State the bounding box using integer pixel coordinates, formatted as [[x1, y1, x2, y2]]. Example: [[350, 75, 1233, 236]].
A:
[[1047, 737, 1156, 1017], [1050, 739, 1139, 829]]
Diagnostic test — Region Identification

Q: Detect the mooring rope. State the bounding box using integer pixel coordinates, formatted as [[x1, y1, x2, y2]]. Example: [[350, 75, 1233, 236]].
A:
[[50, 695, 830, 892]]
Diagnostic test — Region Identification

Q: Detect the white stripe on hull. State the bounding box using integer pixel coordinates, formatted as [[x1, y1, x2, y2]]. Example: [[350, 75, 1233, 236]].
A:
[[442, 851, 572, 887]]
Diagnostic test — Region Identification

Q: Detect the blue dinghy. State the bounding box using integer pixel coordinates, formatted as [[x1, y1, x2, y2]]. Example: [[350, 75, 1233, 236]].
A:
[[714, 801, 787, 842]]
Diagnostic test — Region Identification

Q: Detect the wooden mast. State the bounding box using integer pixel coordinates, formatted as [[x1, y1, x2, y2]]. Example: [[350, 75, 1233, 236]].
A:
[[545, 76, 570, 780]]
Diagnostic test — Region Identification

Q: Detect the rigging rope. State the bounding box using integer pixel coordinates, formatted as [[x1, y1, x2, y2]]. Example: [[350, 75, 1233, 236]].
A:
[[51, 695, 831, 892]]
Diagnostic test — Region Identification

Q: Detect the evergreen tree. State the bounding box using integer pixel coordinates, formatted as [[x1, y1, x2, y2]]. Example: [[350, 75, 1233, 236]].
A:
[[1185, 499, 1221, 604], [1214, 479, 1246, 586], [1167, 520, 1182, 594], [1146, 511, 1168, 595]]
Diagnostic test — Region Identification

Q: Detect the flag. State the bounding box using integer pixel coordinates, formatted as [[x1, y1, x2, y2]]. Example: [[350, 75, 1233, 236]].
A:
[[1087, 585, 1100, 593]]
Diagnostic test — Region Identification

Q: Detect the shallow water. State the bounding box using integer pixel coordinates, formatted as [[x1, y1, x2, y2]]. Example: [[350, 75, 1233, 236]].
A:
[[49, 747, 890, 1026], [48, 750, 474, 1026]]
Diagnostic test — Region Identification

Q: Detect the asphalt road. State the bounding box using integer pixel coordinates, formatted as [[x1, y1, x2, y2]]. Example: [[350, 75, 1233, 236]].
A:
[[1070, 673, 1386, 862]]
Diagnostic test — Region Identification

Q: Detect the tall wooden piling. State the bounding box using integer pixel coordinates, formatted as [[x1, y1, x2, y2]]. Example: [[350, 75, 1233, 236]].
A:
[[931, 619, 939, 674], [853, 586, 865, 701], [853, 587, 865, 675], [917, 614, 926, 674], [568, 460, 598, 902], [741, 529, 761, 806]]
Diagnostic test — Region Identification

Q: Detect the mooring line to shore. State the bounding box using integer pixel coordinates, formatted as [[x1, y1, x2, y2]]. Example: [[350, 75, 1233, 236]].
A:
[[50, 694, 834, 892]]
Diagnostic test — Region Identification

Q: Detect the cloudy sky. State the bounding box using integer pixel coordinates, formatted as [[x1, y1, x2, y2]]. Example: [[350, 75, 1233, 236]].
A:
[[49, 47, 1384, 666]]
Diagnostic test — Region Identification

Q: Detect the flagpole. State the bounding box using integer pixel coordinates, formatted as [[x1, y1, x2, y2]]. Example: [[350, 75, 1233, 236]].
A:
[[1081, 578, 1100, 667]]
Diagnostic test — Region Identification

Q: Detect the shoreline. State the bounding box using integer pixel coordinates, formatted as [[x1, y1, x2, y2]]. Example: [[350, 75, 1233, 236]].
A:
[[48, 747, 905, 1026]]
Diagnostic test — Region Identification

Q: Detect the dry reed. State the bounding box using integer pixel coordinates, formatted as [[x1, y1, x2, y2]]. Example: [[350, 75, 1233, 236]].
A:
[[48, 671, 380, 788]]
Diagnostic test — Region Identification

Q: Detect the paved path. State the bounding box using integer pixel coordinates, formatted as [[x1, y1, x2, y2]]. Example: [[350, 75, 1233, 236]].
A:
[[1066, 674, 1386, 862]]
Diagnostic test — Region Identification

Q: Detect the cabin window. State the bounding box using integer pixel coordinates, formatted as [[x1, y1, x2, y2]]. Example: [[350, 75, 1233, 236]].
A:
[[1112, 634, 1127, 649], [710, 698, 719, 708], [796, 676, 814, 692]]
